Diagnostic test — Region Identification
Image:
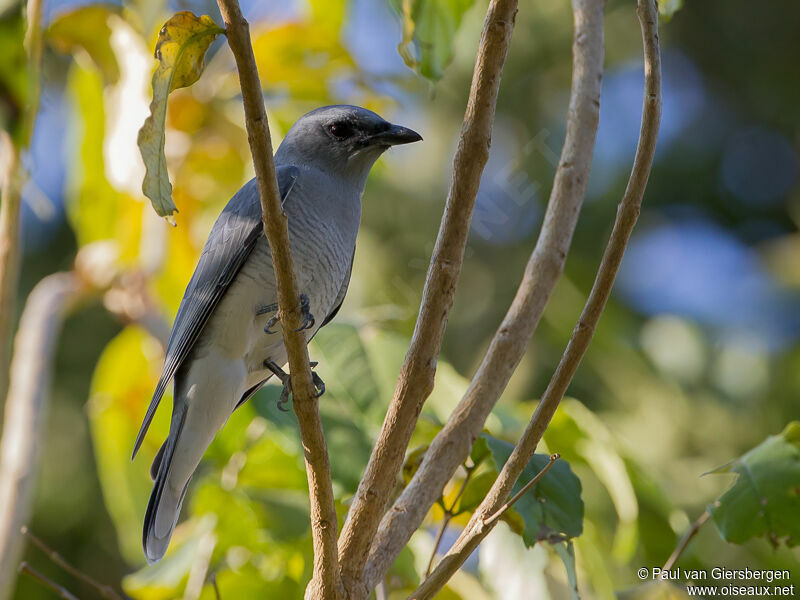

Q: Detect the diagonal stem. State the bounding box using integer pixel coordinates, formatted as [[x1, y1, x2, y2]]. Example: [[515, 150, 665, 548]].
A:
[[338, 1, 520, 592], [482, 453, 559, 528], [410, 1, 661, 597], [22, 527, 126, 600], [361, 0, 606, 591], [18, 563, 80, 600]]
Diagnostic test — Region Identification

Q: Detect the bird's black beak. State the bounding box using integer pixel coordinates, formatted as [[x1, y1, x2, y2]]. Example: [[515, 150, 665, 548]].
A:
[[369, 123, 423, 146]]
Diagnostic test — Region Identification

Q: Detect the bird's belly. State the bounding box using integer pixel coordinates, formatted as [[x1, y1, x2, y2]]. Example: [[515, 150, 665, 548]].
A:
[[197, 235, 348, 387]]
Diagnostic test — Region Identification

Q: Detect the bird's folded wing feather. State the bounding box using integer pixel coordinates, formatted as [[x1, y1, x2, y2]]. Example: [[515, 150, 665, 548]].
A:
[[132, 165, 299, 459]]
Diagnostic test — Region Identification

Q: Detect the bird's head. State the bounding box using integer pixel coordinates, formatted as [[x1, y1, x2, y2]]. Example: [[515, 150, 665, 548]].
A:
[[275, 105, 422, 181]]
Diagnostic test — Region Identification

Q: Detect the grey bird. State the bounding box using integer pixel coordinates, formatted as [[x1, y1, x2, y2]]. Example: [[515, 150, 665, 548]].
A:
[[132, 105, 421, 563]]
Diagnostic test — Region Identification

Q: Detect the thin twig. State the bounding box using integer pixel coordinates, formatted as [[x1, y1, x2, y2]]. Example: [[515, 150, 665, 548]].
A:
[[424, 515, 451, 579], [425, 470, 472, 578], [18, 563, 80, 600], [22, 527, 124, 600], [338, 0, 519, 592], [482, 454, 559, 527], [213, 2, 341, 598], [0, 273, 84, 600], [210, 573, 221, 600], [663, 510, 709, 571], [361, 0, 605, 591], [410, 1, 661, 597]]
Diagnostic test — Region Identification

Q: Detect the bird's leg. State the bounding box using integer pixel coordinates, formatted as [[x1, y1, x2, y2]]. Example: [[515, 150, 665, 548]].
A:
[[294, 293, 315, 332], [264, 359, 326, 411], [257, 302, 280, 334], [258, 295, 314, 335], [309, 361, 325, 398], [264, 360, 291, 411]]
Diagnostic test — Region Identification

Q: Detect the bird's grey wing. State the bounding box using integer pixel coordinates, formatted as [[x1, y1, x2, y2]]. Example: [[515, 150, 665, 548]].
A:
[[133, 166, 299, 459]]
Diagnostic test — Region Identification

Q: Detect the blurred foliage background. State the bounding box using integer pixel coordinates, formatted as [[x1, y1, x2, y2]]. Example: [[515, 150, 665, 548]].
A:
[[1, 0, 799, 597]]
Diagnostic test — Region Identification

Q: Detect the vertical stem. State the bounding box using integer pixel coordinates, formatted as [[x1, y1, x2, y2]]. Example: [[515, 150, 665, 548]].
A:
[[0, 135, 21, 408], [0, 274, 84, 600], [213, 2, 342, 598]]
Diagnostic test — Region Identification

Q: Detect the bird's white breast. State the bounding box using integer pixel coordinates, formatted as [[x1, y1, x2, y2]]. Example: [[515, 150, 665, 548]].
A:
[[193, 168, 361, 391]]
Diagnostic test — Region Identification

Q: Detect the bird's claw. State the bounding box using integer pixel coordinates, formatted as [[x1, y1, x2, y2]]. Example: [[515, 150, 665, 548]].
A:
[[264, 315, 279, 335], [257, 302, 280, 334], [294, 294, 315, 332], [312, 371, 325, 398], [260, 295, 314, 334], [264, 360, 292, 411], [264, 359, 325, 410]]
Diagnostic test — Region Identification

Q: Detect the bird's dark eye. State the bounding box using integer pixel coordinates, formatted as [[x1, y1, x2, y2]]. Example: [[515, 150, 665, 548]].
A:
[[329, 122, 354, 139]]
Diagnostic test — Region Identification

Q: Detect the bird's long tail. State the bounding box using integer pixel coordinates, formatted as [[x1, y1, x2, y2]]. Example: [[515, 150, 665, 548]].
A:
[[143, 404, 189, 564]]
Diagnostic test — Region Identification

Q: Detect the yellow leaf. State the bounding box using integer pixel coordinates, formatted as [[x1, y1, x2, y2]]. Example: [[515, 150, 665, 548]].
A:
[[47, 5, 120, 84], [137, 11, 223, 218]]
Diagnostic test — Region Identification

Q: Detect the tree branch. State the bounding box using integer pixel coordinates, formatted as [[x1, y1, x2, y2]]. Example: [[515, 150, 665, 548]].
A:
[[18, 563, 80, 600], [21, 527, 126, 600], [0, 273, 85, 600], [213, 2, 342, 598], [0, 133, 21, 408], [338, 0, 519, 589], [662, 510, 709, 571], [410, 1, 661, 596], [0, 0, 44, 408], [482, 453, 559, 527], [361, 0, 605, 590]]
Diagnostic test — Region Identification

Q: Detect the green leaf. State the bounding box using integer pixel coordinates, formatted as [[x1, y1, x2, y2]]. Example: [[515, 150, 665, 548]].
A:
[[137, 11, 223, 218], [707, 421, 800, 548], [0, 14, 27, 140], [469, 434, 491, 467], [47, 5, 120, 84], [552, 541, 580, 600], [88, 326, 168, 563], [403, 445, 429, 485], [457, 470, 496, 514], [393, 0, 476, 81], [123, 515, 215, 600], [483, 434, 584, 546]]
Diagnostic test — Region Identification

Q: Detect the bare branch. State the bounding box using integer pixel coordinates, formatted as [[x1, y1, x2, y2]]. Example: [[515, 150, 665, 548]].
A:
[[411, 1, 661, 595], [0, 134, 21, 407], [0, 0, 44, 407], [482, 453, 559, 527], [18, 563, 80, 600], [210, 574, 221, 600], [22, 527, 126, 600], [213, 2, 341, 598], [0, 273, 84, 600], [338, 0, 519, 588], [362, 0, 605, 589], [663, 510, 709, 571]]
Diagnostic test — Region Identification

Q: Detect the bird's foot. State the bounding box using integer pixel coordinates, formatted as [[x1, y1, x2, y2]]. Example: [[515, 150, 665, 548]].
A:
[[257, 302, 280, 334], [294, 294, 315, 332], [309, 361, 325, 398], [264, 359, 326, 411], [264, 360, 291, 411], [259, 294, 314, 335]]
